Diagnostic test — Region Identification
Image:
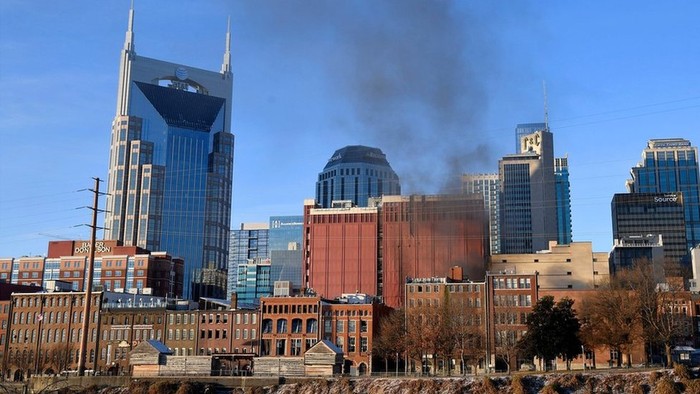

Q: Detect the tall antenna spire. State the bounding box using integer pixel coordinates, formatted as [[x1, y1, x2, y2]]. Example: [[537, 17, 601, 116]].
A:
[[543, 80, 549, 132], [124, 0, 136, 54], [221, 16, 232, 75]]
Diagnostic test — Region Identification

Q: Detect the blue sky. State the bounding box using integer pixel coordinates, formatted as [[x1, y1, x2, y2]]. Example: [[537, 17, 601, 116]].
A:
[[0, 1, 698, 258]]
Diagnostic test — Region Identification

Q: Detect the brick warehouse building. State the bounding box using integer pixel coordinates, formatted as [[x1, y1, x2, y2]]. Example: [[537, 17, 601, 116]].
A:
[[303, 194, 488, 308], [0, 240, 184, 298], [257, 294, 390, 375]]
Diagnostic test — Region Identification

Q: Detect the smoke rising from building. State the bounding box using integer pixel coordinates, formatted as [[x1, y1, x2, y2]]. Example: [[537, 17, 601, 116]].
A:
[[241, 1, 524, 194]]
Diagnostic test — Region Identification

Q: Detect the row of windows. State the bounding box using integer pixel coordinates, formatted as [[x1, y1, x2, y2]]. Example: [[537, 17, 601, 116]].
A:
[[492, 278, 532, 289], [408, 284, 482, 293], [493, 294, 532, 307]]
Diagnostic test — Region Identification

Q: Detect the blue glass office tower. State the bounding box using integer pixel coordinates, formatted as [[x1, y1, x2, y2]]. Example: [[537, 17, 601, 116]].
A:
[[316, 146, 401, 208], [626, 139, 700, 255], [269, 215, 303, 290], [555, 157, 573, 245], [104, 7, 234, 300], [228, 223, 269, 297]]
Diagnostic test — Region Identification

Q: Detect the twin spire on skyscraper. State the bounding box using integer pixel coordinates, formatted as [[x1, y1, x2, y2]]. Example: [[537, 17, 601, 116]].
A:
[[122, 2, 232, 77]]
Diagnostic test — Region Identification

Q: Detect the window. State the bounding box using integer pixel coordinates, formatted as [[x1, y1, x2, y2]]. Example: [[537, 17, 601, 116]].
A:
[[360, 320, 368, 333], [361, 337, 368, 353], [349, 320, 356, 333], [292, 318, 302, 333], [276, 339, 286, 356], [277, 319, 287, 333], [306, 318, 318, 333], [262, 319, 272, 333], [291, 339, 302, 356], [348, 337, 356, 352], [336, 320, 344, 333]]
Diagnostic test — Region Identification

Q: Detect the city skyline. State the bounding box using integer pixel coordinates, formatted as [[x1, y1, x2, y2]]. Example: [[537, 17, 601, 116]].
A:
[[1, 1, 699, 258]]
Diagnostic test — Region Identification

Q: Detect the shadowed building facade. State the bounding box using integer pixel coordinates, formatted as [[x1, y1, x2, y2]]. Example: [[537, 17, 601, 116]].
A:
[[303, 194, 488, 308]]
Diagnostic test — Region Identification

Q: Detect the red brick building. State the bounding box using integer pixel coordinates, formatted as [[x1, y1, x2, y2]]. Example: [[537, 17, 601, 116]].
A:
[[303, 194, 487, 308], [258, 295, 389, 374], [0, 240, 184, 298]]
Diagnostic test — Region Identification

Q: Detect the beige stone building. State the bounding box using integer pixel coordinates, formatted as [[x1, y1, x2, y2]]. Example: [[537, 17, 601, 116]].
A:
[[489, 241, 609, 290]]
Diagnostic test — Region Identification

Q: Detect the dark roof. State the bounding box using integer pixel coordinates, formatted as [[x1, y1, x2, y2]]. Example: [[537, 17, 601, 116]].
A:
[[145, 340, 172, 354], [323, 145, 393, 170], [135, 82, 225, 132]]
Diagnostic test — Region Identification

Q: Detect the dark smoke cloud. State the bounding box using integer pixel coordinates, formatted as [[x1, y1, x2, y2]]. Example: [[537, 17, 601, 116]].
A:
[[241, 1, 515, 194]]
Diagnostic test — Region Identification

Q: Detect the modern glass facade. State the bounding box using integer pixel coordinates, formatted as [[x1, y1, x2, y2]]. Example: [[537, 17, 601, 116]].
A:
[[103, 7, 234, 300], [611, 192, 687, 267], [228, 223, 269, 297], [269, 215, 303, 289], [499, 129, 558, 254], [462, 173, 500, 255], [555, 157, 573, 245], [626, 139, 700, 255], [499, 161, 533, 253], [315, 145, 401, 208]]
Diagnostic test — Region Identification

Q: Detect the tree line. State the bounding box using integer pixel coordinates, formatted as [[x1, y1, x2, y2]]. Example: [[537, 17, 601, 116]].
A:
[[373, 260, 693, 374]]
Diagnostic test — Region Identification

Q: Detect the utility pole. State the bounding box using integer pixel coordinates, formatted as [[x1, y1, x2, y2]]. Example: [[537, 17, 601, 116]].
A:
[[78, 177, 104, 376]]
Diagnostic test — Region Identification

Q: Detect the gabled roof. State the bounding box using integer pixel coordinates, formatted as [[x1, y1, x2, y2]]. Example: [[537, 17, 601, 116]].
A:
[[306, 339, 342, 355], [134, 339, 172, 355]]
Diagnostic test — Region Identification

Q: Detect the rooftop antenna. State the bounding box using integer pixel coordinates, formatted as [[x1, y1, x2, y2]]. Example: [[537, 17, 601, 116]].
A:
[[543, 80, 549, 132], [221, 16, 232, 76]]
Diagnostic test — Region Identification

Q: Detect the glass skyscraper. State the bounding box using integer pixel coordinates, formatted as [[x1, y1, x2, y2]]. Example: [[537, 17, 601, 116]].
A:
[[555, 157, 573, 245], [499, 129, 558, 253], [611, 192, 687, 269], [315, 145, 401, 208], [103, 7, 234, 300], [269, 215, 303, 290], [626, 138, 700, 255], [228, 223, 269, 297], [462, 173, 500, 255]]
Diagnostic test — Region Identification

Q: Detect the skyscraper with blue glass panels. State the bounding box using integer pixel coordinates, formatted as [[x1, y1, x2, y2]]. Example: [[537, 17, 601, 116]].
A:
[[626, 139, 700, 255], [104, 6, 234, 300], [316, 146, 401, 208], [269, 215, 303, 290], [228, 223, 269, 297], [555, 157, 573, 245]]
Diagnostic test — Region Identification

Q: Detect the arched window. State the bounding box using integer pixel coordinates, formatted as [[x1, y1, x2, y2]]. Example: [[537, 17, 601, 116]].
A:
[[277, 319, 287, 333], [262, 319, 273, 333], [306, 318, 318, 333]]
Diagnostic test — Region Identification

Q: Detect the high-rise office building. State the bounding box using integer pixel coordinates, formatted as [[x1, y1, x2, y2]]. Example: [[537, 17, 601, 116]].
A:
[[103, 7, 234, 300], [269, 215, 303, 290], [228, 223, 269, 297], [626, 138, 700, 254], [462, 173, 500, 255], [611, 192, 687, 268], [515, 123, 547, 154], [499, 129, 558, 253], [315, 146, 401, 208], [555, 157, 573, 245]]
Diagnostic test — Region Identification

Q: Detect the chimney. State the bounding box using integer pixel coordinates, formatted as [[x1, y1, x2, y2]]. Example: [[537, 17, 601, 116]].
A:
[[449, 266, 463, 281], [230, 292, 238, 310]]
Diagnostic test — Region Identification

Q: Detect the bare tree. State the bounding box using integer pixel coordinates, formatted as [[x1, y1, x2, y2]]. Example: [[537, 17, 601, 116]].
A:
[[621, 259, 693, 367], [372, 308, 406, 374], [579, 278, 642, 368]]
